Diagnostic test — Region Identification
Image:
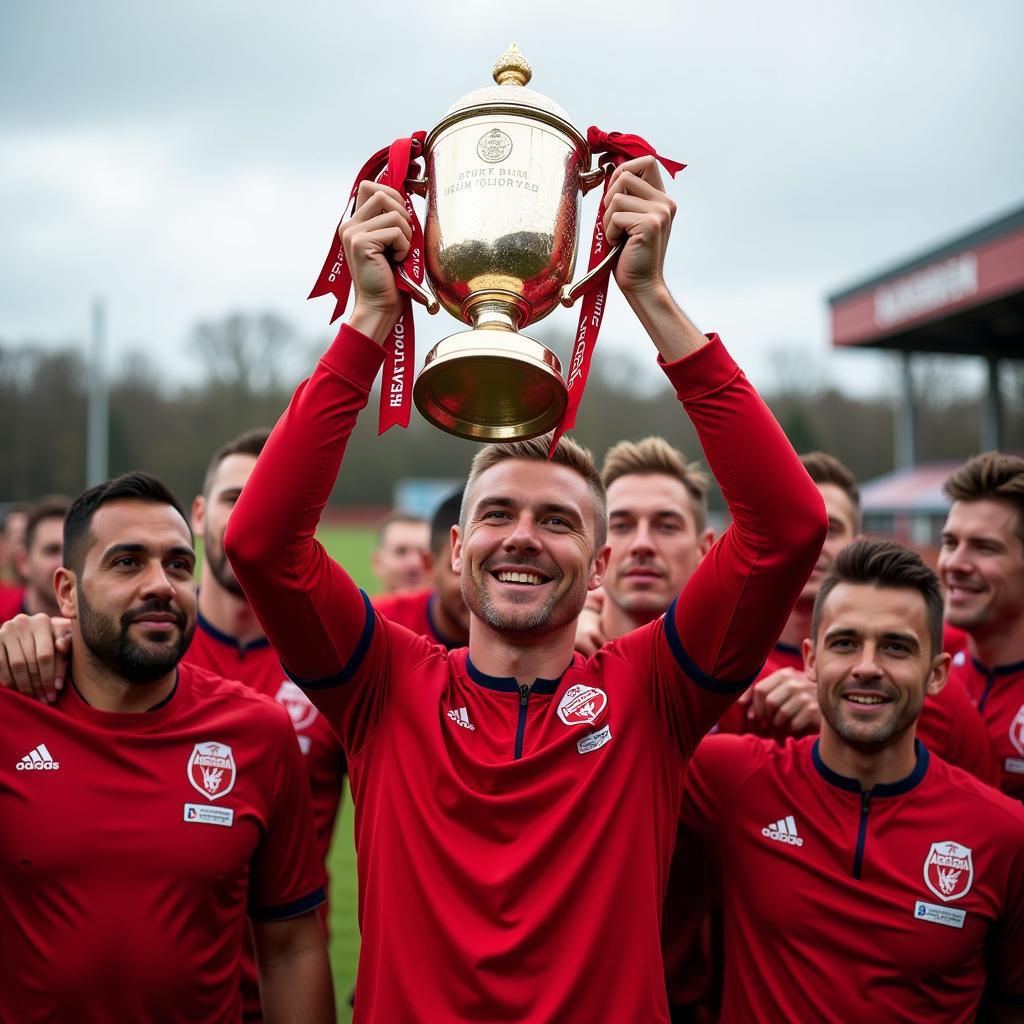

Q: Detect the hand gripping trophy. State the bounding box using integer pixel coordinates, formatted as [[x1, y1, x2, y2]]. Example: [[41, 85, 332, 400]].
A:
[[310, 43, 684, 444]]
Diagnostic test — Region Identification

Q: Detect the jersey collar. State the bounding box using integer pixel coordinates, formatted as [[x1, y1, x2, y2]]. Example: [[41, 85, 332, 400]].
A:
[[811, 737, 929, 797], [196, 607, 271, 653], [465, 654, 575, 694], [970, 654, 1024, 677], [774, 640, 801, 658]]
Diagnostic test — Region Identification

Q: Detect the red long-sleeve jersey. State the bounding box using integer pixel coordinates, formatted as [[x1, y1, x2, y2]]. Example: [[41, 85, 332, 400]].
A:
[[226, 324, 826, 1023], [682, 734, 1024, 1022]]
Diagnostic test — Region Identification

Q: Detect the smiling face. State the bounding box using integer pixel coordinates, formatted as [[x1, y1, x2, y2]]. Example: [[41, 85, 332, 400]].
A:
[[604, 473, 711, 617], [805, 582, 948, 750], [938, 499, 1024, 635], [57, 499, 197, 684], [799, 482, 859, 605], [453, 459, 608, 636]]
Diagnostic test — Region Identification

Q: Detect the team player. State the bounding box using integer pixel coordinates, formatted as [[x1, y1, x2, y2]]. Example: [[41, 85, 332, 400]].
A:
[[371, 488, 468, 647], [0, 501, 29, 586], [940, 451, 1024, 800], [189, 429, 348, 1021], [0, 472, 332, 1023], [0, 496, 70, 623], [0, 434, 349, 1021], [371, 511, 430, 593], [225, 158, 827, 1021], [716, 452, 996, 781], [681, 539, 1024, 1022]]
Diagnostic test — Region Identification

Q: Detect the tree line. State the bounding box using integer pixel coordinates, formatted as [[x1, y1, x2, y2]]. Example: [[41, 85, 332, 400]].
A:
[[2, 311, 1021, 510]]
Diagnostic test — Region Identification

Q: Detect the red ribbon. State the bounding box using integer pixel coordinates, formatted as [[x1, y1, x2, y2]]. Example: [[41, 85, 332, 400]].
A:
[[549, 128, 686, 455], [309, 131, 427, 433]]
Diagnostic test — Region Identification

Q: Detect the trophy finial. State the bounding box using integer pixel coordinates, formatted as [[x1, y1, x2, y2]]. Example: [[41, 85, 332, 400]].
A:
[[493, 42, 532, 87]]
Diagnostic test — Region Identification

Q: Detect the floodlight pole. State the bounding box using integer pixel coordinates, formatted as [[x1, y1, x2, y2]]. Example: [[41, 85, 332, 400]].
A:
[[895, 350, 918, 470], [86, 298, 109, 487], [982, 355, 1003, 452]]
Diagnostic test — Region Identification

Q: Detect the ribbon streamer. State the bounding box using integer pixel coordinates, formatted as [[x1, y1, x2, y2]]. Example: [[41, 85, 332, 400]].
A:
[[309, 131, 427, 433], [549, 128, 685, 455]]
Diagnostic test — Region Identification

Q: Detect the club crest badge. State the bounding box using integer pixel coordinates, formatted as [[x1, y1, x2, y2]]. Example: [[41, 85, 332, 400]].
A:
[[557, 684, 608, 727], [275, 681, 320, 732], [187, 741, 237, 802], [923, 841, 974, 902], [1009, 704, 1024, 757]]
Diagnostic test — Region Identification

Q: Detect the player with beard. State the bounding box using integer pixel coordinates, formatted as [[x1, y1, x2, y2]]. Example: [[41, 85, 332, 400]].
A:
[[0, 472, 332, 1024], [224, 158, 827, 1022], [681, 539, 1024, 1022], [940, 452, 1024, 800], [371, 488, 469, 648], [0, 434, 348, 1021]]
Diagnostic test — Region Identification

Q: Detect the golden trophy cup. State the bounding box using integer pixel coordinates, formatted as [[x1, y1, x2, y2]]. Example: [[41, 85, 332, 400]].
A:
[[404, 44, 619, 441]]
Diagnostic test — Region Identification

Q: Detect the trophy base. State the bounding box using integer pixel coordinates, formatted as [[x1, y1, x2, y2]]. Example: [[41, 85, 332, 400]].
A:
[[413, 329, 567, 442]]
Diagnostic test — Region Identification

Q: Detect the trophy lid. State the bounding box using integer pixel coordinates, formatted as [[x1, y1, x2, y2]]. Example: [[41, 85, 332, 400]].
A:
[[442, 43, 575, 124]]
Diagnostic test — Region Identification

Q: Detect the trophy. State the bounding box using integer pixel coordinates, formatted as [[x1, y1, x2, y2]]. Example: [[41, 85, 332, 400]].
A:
[[403, 44, 619, 442], [310, 43, 683, 443]]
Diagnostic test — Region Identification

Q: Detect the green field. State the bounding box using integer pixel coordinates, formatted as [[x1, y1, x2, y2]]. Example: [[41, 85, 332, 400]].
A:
[[316, 525, 376, 1020]]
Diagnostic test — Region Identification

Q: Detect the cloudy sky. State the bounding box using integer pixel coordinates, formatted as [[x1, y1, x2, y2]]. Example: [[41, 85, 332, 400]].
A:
[[1, 0, 1021, 396]]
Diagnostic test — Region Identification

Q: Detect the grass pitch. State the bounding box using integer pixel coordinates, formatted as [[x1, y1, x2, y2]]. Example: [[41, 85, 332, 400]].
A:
[[316, 525, 375, 1020]]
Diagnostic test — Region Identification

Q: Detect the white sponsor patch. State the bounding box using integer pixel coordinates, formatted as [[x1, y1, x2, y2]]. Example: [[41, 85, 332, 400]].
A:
[[577, 725, 612, 755], [184, 803, 234, 827], [1004, 757, 1024, 775], [297, 735, 312, 756], [914, 901, 966, 929]]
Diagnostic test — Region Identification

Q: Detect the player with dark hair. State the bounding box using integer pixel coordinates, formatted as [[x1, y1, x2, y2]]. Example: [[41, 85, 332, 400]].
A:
[[715, 451, 995, 781], [0, 433, 349, 1021], [371, 488, 469, 648], [0, 472, 332, 1023], [681, 538, 1024, 1021], [224, 158, 827, 1021], [371, 511, 430, 593], [940, 451, 1024, 799], [0, 496, 70, 622]]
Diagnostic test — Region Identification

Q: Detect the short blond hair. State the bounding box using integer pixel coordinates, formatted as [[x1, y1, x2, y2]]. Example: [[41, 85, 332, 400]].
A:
[[944, 452, 1024, 545], [601, 436, 709, 532], [462, 433, 607, 548]]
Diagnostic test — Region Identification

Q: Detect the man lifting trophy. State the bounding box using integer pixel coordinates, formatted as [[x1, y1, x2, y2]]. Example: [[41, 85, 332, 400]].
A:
[[309, 43, 686, 442]]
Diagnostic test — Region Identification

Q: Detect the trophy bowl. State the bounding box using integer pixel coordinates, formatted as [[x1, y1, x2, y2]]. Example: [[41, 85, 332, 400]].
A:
[[408, 44, 610, 441]]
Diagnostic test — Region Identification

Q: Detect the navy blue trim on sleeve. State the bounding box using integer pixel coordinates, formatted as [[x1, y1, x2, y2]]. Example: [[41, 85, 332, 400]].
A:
[[249, 885, 326, 922], [662, 597, 764, 695], [283, 590, 376, 691]]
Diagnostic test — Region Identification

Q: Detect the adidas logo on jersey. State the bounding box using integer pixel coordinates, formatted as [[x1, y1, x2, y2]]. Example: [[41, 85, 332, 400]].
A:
[[17, 743, 60, 771], [762, 814, 803, 846], [447, 707, 476, 731]]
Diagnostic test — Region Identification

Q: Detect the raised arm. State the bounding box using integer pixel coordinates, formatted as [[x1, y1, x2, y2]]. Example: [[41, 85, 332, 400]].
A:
[[225, 181, 412, 680], [605, 157, 826, 690]]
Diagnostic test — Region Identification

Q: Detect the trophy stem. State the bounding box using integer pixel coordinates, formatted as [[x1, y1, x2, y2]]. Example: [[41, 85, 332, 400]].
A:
[[469, 299, 521, 332]]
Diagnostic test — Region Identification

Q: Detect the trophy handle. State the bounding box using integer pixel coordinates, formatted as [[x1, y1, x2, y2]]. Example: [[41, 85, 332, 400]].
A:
[[579, 163, 610, 194], [404, 176, 429, 197], [396, 265, 440, 314], [558, 244, 621, 307]]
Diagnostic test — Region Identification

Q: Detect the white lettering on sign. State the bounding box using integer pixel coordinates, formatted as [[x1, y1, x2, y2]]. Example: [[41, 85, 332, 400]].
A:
[[873, 253, 978, 329]]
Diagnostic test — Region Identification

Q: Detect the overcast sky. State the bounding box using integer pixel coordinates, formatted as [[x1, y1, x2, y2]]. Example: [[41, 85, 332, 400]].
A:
[[1, 0, 1021, 397]]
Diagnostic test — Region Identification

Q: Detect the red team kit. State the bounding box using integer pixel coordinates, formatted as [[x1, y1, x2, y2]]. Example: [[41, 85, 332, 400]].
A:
[[225, 323, 827, 1021], [0, 663, 325, 1023]]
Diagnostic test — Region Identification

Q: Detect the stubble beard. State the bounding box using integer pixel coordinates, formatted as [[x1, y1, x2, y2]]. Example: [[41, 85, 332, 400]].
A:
[[822, 688, 924, 751], [206, 531, 246, 599]]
